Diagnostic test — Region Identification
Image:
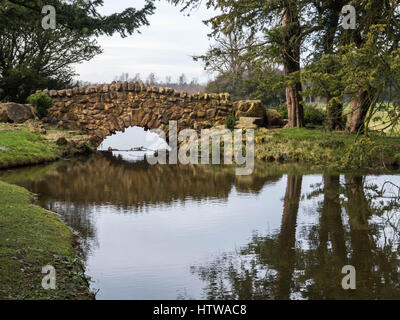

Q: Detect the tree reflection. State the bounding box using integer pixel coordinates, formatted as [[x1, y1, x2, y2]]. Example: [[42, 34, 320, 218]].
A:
[[192, 174, 400, 300], [192, 175, 303, 300], [276, 175, 302, 299]]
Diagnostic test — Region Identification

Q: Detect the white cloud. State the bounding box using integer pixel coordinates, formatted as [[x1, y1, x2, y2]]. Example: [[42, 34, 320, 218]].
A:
[[73, 0, 214, 84]]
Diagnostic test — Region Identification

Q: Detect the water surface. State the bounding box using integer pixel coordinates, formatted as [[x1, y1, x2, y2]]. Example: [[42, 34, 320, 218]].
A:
[[1, 153, 400, 300]]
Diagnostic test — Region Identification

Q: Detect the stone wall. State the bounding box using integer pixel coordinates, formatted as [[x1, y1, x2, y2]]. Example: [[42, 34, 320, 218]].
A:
[[37, 82, 233, 146]]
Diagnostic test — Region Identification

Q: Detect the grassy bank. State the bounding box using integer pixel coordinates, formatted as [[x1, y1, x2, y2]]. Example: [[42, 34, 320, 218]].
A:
[[0, 124, 61, 169], [0, 180, 93, 299], [0, 123, 94, 169], [254, 128, 400, 170]]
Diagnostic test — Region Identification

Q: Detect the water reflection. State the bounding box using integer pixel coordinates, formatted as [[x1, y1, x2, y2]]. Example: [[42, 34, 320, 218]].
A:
[[192, 174, 400, 300], [0, 152, 282, 208], [1, 154, 399, 299]]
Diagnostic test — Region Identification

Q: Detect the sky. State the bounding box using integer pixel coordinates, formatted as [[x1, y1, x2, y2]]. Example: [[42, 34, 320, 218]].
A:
[[98, 126, 170, 151], [73, 0, 215, 84]]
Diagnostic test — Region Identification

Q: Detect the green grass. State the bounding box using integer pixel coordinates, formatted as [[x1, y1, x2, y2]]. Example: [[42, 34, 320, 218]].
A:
[[0, 124, 61, 169], [0, 180, 92, 299], [255, 128, 400, 170]]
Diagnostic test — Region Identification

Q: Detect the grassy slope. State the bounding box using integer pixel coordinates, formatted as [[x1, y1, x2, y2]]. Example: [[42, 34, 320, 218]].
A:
[[0, 180, 92, 299], [0, 124, 61, 169], [254, 128, 400, 170]]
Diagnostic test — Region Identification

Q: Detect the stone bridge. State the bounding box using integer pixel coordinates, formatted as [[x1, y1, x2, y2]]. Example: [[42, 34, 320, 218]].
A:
[[36, 82, 236, 146], [37, 82, 269, 147]]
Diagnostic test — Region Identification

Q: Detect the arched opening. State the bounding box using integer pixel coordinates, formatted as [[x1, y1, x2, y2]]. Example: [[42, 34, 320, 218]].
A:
[[97, 126, 170, 162]]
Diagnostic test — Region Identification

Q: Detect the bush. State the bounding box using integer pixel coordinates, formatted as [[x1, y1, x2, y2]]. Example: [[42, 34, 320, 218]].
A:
[[26, 93, 53, 119], [304, 105, 326, 126], [276, 104, 326, 127], [225, 114, 236, 130], [276, 105, 288, 119]]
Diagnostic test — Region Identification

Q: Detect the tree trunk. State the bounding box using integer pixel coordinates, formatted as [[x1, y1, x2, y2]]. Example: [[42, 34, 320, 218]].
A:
[[283, 7, 304, 128], [346, 90, 370, 134], [326, 96, 343, 130], [286, 82, 304, 128]]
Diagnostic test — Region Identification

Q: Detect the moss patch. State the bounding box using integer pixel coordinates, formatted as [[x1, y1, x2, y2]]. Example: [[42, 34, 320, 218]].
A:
[[0, 181, 92, 299]]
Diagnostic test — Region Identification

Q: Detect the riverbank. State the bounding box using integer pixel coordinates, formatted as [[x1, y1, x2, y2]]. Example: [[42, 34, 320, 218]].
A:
[[0, 122, 94, 299], [0, 180, 93, 299], [0, 122, 93, 169], [254, 128, 400, 170]]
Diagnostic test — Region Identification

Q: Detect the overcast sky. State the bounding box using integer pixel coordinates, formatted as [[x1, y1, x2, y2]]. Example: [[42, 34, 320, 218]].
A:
[[73, 0, 214, 84]]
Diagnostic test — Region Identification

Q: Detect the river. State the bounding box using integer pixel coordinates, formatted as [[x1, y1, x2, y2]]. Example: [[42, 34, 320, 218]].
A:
[[1, 152, 400, 299]]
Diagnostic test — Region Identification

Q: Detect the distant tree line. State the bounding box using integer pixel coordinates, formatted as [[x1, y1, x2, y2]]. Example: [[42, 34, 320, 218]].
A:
[[112, 72, 206, 94]]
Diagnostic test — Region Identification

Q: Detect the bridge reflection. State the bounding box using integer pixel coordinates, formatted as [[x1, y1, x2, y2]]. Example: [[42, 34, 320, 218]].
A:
[[1, 152, 282, 208]]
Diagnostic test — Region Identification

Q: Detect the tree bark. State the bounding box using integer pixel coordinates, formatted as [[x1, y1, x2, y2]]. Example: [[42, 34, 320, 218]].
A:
[[283, 6, 304, 128], [346, 90, 370, 134], [286, 82, 304, 128]]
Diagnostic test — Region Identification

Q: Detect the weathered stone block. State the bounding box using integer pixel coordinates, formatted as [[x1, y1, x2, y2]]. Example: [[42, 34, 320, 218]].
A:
[[85, 86, 97, 94], [116, 81, 122, 91], [0, 103, 35, 123], [206, 108, 216, 118], [233, 100, 266, 125], [197, 111, 206, 118], [102, 84, 109, 93], [266, 109, 285, 128], [94, 103, 105, 110]]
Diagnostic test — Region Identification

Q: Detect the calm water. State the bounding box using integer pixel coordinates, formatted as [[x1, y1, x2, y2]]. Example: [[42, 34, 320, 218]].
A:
[[1, 153, 400, 300]]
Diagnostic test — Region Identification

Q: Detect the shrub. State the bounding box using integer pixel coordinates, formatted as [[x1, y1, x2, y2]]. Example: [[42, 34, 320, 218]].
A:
[[304, 105, 326, 126], [27, 93, 53, 119], [225, 114, 236, 130], [341, 137, 384, 169], [276, 105, 288, 119], [277, 104, 325, 127]]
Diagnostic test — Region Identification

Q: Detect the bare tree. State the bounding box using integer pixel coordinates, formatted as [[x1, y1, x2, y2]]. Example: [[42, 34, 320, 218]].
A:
[[165, 75, 172, 85], [146, 73, 157, 85], [132, 73, 141, 82], [178, 73, 187, 86]]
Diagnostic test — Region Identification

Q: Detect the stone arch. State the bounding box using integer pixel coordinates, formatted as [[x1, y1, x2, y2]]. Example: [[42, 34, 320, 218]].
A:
[[38, 81, 234, 148]]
